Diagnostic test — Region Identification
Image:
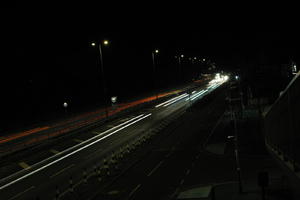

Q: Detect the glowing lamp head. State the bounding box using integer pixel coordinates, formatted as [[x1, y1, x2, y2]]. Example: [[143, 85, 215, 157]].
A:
[[103, 40, 109, 45], [155, 49, 159, 54], [111, 96, 117, 103], [91, 42, 96, 46], [63, 102, 68, 108]]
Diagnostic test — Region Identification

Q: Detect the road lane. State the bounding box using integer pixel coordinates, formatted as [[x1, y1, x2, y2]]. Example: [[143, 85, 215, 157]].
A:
[[0, 77, 228, 199], [93, 80, 229, 200]]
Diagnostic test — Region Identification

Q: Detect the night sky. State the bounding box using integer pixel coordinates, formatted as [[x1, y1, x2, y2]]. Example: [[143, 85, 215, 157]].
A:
[[2, 4, 299, 132]]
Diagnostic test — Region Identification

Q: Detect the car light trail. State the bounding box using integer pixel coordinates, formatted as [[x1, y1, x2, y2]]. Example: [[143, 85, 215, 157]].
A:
[[162, 94, 189, 107], [185, 90, 205, 101], [155, 93, 188, 108], [0, 113, 152, 190], [190, 90, 208, 101]]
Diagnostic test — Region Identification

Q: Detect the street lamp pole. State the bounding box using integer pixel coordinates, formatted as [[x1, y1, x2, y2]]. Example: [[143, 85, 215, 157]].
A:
[[98, 42, 109, 119], [92, 41, 109, 119], [152, 49, 159, 100], [179, 54, 184, 82], [178, 56, 182, 82]]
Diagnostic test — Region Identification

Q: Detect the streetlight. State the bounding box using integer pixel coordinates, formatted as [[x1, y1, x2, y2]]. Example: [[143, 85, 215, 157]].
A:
[[63, 102, 68, 114], [152, 49, 159, 100], [91, 40, 110, 119], [177, 54, 184, 82]]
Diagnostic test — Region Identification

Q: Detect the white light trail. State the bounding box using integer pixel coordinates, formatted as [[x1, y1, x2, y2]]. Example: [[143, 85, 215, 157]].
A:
[[162, 94, 189, 107], [185, 90, 205, 101], [0, 113, 151, 190], [191, 90, 207, 101], [155, 93, 188, 108]]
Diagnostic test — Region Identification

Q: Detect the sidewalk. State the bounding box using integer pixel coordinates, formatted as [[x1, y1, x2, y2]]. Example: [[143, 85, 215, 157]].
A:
[[203, 106, 292, 200], [213, 180, 291, 200]]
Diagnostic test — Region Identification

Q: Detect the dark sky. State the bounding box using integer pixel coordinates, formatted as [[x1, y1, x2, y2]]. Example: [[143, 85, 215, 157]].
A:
[[2, 3, 299, 131]]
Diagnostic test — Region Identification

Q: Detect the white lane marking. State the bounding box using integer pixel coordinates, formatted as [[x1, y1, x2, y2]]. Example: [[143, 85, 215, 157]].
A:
[[147, 160, 164, 177], [163, 94, 189, 107], [171, 188, 180, 199], [50, 149, 60, 154], [8, 186, 35, 200], [165, 146, 176, 158], [129, 184, 141, 197], [0, 113, 151, 190], [186, 169, 190, 175], [180, 179, 185, 185], [155, 93, 188, 108], [18, 162, 30, 169], [165, 151, 173, 158], [92, 115, 143, 135], [73, 138, 84, 143], [50, 164, 75, 178]]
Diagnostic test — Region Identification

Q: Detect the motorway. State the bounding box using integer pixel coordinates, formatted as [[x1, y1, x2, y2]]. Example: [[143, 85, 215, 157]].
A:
[[0, 75, 228, 200], [0, 87, 184, 155]]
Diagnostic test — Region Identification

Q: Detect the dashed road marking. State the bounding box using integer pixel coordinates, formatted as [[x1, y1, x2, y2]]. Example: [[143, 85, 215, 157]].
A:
[[18, 162, 30, 169], [50, 164, 75, 178], [186, 169, 190, 175], [50, 149, 60, 154], [171, 188, 180, 199], [180, 179, 185, 185], [73, 138, 84, 143], [129, 184, 141, 198], [92, 131, 100, 134], [165, 146, 176, 158], [8, 186, 35, 200], [165, 151, 173, 158], [119, 117, 131, 122], [147, 161, 164, 177]]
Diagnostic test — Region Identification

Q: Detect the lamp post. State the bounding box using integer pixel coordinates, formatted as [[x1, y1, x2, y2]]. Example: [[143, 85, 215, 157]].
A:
[[91, 40, 109, 119], [63, 101, 68, 114], [176, 54, 184, 82], [152, 49, 159, 100]]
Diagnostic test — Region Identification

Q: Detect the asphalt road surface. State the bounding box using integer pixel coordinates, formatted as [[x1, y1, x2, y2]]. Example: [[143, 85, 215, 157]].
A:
[[0, 77, 228, 200]]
